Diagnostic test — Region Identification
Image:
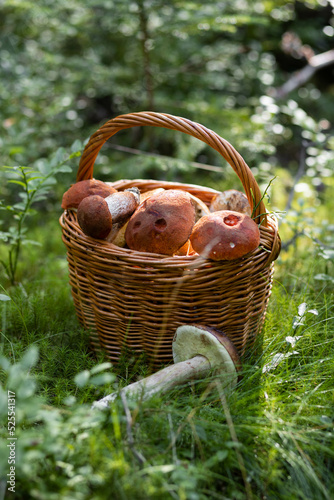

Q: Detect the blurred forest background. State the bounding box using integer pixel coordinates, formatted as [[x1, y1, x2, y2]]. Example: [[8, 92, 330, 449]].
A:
[[1, 0, 334, 286], [1, 0, 333, 200], [0, 0, 333, 289]]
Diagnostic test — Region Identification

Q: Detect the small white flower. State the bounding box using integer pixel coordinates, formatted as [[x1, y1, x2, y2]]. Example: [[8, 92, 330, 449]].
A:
[[285, 336, 302, 348], [262, 351, 299, 373]]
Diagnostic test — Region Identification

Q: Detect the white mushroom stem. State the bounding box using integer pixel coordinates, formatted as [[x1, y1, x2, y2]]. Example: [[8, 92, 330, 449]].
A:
[[105, 188, 140, 242], [92, 324, 240, 410], [92, 355, 209, 410]]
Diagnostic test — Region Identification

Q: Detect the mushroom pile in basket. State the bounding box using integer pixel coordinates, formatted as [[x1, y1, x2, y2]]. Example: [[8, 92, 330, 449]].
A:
[[61, 179, 260, 260]]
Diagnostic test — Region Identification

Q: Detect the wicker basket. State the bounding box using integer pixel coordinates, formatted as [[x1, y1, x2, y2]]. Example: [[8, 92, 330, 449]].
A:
[[60, 112, 281, 366]]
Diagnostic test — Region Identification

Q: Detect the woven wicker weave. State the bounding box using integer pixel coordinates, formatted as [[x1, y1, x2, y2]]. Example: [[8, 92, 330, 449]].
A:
[[60, 112, 281, 365]]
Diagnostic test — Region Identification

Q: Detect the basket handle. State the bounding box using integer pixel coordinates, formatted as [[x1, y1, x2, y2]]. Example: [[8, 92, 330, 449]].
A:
[[77, 112, 267, 226]]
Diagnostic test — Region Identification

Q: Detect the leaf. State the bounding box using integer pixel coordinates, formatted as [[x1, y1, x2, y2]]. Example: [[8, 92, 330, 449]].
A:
[[320, 415, 332, 425], [225, 441, 243, 449], [27, 175, 44, 182], [56, 165, 72, 173], [314, 274, 334, 284], [0, 232, 10, 242], [50, 147, 66, 167], [74, 370, 90, 387], [63, 395, 77, 406], [307, 309, 318, 316], [21, 345, 39, 370], [319, 249, 334, 261], [17, 378, 37, 399], [21, 239, 42, 246], [0, 356, 11, 371], [90, 373, 115, 386], [70, 139, 83, 153], [36, 160, 50, 175], [9, 146, 24, 155], [204, 450, 229, 468], [298, 303, 307, 317], [41, 176, 57, 186], [18, 192, 28, 201], [13, 202, 27, 211], [0, 294, 11, 301], [90, 362, 112, 375], [8, 180, 27, 188], [68, 151, 81, 159]]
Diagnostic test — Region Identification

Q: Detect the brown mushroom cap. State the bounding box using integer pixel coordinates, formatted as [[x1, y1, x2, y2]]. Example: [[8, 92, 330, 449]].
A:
[[61, 179, 117, 209], [210, 189, 252, 216], [77, 195, 112, 239], [125, 189, 196, 255], [190, 210, 260, 260]]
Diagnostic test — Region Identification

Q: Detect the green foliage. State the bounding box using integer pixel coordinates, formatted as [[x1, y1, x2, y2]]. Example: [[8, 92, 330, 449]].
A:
[[0, 272, 333, 499], [1, 0, 333, 183], [0, 143, 83, 285]]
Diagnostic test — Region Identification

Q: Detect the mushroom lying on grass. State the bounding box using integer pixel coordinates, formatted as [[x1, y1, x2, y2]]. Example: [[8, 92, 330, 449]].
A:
[[92, 324, 241, 408]]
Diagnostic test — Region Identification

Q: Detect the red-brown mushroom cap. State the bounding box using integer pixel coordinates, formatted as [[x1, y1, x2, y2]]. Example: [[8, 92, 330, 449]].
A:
[[61, 179, 117, 209], [190, 210, 260, 260], [125, 189, 196, 255], [77, 195, 112, 239]]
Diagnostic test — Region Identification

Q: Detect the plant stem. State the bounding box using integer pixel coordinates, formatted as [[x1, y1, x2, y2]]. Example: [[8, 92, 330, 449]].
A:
[[9, 168, 34, 284]]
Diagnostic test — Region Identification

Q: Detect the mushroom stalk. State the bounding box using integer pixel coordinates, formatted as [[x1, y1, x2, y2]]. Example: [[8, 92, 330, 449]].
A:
[[92, 324, 241, 410], [92, 355, 209, 410]]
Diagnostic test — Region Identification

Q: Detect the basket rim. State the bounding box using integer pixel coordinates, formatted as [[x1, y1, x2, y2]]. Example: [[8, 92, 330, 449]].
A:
[[60, 211, 279, 262], [60, 177, 281, 265], [109, 177, 221, 194]]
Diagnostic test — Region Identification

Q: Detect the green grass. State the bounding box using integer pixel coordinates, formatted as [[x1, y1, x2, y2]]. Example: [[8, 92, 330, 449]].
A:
[[1, 197, 334, 499]]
